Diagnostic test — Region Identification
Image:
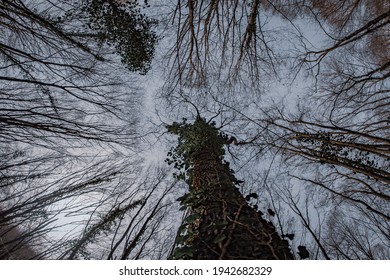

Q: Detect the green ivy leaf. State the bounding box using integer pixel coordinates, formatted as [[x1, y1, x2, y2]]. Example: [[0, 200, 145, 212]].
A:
[[213, 234, 226, 243], [185, 213, 201, 223], [173, 247, 194, 259], [216, 220, 229, 227]]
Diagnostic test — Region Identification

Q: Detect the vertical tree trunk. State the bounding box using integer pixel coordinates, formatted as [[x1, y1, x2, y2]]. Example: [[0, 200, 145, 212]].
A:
[[168, 117, 293, 259]]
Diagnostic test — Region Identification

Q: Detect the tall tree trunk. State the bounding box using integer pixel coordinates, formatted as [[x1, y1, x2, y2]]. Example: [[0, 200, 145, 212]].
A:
[[167, 117, 293, 259]]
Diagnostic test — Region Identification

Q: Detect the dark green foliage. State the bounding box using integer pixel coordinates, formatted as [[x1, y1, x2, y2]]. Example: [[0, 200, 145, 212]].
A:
[[80, 0, 158, 74], [167, 117, 294, 260], [295, 131, 382, 169], [166, 117, 228, 160], [165, 117, 231, 183], [267, 209, 275, 216], [297, 245, 310, 259], [166, 118, 238, 259], [245, 193, 258, 200]]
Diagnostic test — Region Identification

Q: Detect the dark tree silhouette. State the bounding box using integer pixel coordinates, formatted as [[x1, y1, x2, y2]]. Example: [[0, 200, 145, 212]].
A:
[[0, 0, 159, 259], [160, 0, 389, 260], [166, 117, 293, 259]]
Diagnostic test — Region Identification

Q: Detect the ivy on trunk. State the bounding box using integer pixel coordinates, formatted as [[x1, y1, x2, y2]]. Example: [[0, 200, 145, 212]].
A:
[[167, 117, 293, 260]]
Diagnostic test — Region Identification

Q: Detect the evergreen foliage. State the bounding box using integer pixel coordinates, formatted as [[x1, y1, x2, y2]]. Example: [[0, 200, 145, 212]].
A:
[[80, 0, 158, 74], [166, 117, 294, 260]]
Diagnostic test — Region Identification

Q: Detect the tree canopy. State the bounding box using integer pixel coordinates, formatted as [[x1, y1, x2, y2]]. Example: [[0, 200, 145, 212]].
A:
[[1, 0, 388, 260]]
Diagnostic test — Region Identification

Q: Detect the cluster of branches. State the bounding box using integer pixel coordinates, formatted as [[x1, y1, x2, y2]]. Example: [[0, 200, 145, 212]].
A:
[[164, 0, 279, 91], [160, 0, 389, 259], [0, 0, 171, 259], [245, 0, 389, 259], [3, 0, 387, 260]]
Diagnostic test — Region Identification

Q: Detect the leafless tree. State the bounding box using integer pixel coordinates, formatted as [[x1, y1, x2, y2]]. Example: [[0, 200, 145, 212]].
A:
[[160, 0, 284, 97], [244, 0, 390, 259], [159, 0, 389, 259], [0, 0, 161, 259]]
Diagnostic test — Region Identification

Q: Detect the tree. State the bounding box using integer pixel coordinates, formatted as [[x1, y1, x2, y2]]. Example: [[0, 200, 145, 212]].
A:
[[0, 0, 159, 259], [57, 166, 179, 260], [238, 0, 390, 259], [166, 117, 293, 259], [0, 206, 39, 259], [75, 0, 158, 74], [158, 0, 389, 260], [162, 0, 280, 97], [2, 0, 388, 260]]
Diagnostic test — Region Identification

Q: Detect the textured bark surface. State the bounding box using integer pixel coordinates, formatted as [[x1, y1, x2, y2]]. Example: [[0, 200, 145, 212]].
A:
[[169, 118, 293, 260]]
